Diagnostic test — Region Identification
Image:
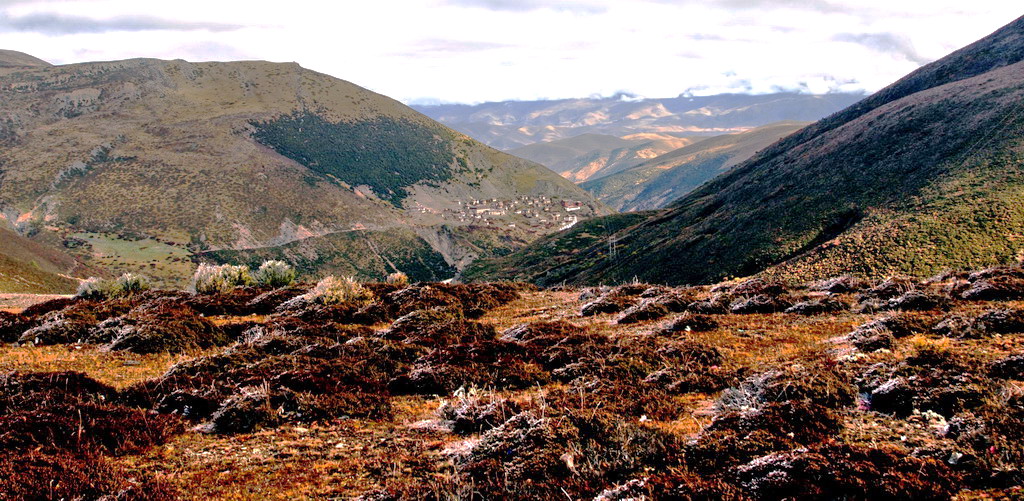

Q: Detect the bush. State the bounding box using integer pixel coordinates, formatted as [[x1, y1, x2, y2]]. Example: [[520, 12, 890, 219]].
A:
[[304, 276, 374, 305], [113, 273, 150, 296], [75, 277, 110, 299], [386, 271, 410, 286], [662, 313, 719, 333], [191, 264, 255, 294], [0, 451, 178, 501], [437, 387, 521, 434], [254, 260, 297, 288], [75, 273, 150, 299]]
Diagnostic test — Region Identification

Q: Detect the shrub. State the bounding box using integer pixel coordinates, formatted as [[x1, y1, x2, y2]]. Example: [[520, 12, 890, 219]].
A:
[[304, 276, 374, 305], [662, 313, 719, 333], [386, 271, 410, 286], [0, 451, 178, 501], [76, 273, 150, 299], [191, 264, 255, 294], [104, 300, 229, 354], [254, 260, 297, 288], [112, 273, 150, 296], [617, 299, 670, 324], [75, 277, 111, 299]]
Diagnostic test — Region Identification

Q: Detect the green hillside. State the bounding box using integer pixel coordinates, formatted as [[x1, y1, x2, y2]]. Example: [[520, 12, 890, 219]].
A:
[[251, 112, 464, 206]]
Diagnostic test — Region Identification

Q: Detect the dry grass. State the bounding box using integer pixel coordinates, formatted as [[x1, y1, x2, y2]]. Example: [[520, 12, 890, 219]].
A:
[[208, 315, 270, 327], [115, 397, 447, 500], [0, 344, 202, 388], [0, 293, 69, 313], [2, 287, 1023, 499], [123, 290, 852, 498]]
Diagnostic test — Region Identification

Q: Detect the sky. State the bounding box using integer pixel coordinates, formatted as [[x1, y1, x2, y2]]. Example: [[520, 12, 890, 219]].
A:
[[0, 0, 1020, 104]]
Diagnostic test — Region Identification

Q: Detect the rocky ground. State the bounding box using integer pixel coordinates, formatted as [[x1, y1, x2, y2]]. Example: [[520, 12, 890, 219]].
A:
[[1, 270, 1023, 500]]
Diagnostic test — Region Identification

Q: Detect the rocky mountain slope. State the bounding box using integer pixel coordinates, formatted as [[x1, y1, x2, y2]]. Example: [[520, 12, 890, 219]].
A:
[[413, 92, 862, 150], [583, 122, 808, 211], [508, 133, 695, 183], [465, 14, 1024, 286], [0, 54, 606, 289]]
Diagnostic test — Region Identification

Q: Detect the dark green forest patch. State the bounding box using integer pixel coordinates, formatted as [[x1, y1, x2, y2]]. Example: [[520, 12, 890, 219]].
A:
[[251, 111, 460, 206]]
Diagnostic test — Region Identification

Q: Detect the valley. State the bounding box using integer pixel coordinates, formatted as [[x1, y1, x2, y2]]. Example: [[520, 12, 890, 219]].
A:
[[508, 133, 696, 183], [582, 121, 809, 211], [468, 15, 1024, 287]]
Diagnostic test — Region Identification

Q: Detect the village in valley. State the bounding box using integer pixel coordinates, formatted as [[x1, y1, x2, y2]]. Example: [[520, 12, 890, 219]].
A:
[[410, 195, 589, 233]]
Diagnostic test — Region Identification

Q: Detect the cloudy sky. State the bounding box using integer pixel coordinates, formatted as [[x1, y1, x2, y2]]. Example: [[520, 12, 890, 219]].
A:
[[0, 0, 1020, 103]]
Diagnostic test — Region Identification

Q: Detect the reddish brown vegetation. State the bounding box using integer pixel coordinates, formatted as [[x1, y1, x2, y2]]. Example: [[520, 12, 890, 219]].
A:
[[861, 343, 988, 418], [735, 443, 960, 499], [661, 312, 719, 333], [2, 270, 1024, 498], [0, 371, 181, 500]]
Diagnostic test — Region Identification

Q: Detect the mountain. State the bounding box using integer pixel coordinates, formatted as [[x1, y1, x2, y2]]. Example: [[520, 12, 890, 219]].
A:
[[0, 50, 51, 68], [582, 122, 808, 211], [0, 55, 607, 290], [412, 92, 863, 150], [464, 14, 1024, 286], [509, 133, 696, 183]]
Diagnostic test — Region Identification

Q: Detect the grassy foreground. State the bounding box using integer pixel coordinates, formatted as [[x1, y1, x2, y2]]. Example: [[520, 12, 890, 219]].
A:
[[0, 271, 1023, 499]]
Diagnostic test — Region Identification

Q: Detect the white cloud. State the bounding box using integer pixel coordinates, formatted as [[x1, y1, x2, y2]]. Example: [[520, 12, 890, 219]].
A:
[[0, 0, 1020, 103]]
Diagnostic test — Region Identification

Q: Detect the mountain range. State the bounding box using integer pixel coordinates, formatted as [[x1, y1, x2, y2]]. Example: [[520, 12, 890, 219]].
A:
[[465, 14, 1024, 286], [412, 92, 863, 150], [417, 91, 857, 211], [0, 51, 606, 291]]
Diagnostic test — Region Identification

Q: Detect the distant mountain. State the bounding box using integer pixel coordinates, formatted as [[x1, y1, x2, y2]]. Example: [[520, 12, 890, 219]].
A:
[[412, 92, 863, 150], [0, 54, 606, 290], [582, 122, 808, 211], [464, 14, 1024, 286], [509, 133, 695, 183], [0, 50, 51, 68]]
